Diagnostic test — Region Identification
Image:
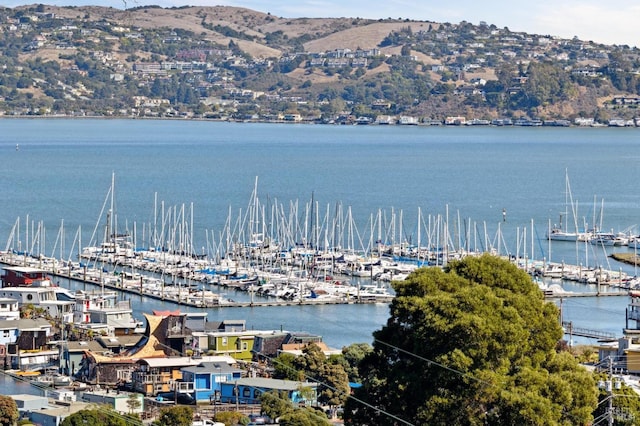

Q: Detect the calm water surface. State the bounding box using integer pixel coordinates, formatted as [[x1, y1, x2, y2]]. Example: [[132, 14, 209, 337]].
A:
[[0, 119, 638, 361]]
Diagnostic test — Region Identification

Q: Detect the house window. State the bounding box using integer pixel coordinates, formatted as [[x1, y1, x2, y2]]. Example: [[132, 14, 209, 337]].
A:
[[254, 389, 261, 399], [221, 337, 227, 346], [243, 387, 251, 398], [242, 342, 248, 350], [2, 331, 8, 338], [27, 294, 33, 301]]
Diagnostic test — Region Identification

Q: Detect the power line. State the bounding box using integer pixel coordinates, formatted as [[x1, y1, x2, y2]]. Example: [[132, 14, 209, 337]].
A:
[[373, 338, 502, 389], [255, 349, 415, 426]]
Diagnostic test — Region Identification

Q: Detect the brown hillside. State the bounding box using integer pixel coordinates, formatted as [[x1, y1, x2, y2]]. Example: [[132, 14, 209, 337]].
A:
[[304, 21, 438, 52], [258, 17, 357, 39], [34, 6, 440, 57]]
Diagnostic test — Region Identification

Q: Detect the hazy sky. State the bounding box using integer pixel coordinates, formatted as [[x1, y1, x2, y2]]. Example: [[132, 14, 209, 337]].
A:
[[5, 0, 639, 47]]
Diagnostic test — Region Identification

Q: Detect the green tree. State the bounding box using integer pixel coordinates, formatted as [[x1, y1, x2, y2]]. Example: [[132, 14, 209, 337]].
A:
[[260, 390, 295, 420], [273, 352, 300, 380], [213, 411, 247, 426], [126, 393, 141, 414], [152, 406, 193, 426], [60, 408, 127, 426], [344, 254, 598, 425], [336, 343, 372, 383], [0, 396, 18, 426], [277, 408, 330, 425], [316, 363, 349, 408], [291, 344, 350, 409]]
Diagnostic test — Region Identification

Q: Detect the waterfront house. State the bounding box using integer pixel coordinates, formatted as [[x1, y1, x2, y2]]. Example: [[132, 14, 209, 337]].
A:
[[76, 313, 197, 385], [76, 354, 138, 385], [0, 285, 73, 323], [27, 400, 90, 426], [0, 317, 50, 369], [95, 334, 144, 355], [60, 340, 105, 376], [0, 297, 20, 320], [82, 389, 145, 415], [624, 346, 640, 374], [13, 394, 91, 426], [178, 361, 244, 403], [13, 395, 80, 426], [156, 311, 244, 334], [252, 332, 324, 362], [131, 355, 236, 396], [150, 311, 194, 355], [73, 290, 144, 336], [57, 336, 140, 377], [279, 341, 342, 358], [602, 295, 640, 374], [204, 329, 263, 361], [185, 311, 208, 332], [219, 377, 318, 406], [0, 266, 74, 323], [1, 317, 54, 371]]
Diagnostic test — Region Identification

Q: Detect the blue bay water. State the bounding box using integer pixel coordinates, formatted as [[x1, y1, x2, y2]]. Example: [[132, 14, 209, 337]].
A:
[[0, 119, 639, 355]]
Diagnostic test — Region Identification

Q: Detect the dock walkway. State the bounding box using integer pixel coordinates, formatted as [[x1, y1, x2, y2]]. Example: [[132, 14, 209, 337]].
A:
[[562, 321, 617, 340], [0, 256, 388, 308]]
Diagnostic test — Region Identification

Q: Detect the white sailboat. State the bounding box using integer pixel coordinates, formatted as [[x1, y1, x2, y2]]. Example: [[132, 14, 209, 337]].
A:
[[547, 170, 590, 242]]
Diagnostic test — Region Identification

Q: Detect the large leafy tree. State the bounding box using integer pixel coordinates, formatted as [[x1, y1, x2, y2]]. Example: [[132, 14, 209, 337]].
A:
[[294, 344, 350, 408], [260, 390, 330, 425], [344, 254, 598, 425], [260, 390, 295, 420], [335, 343, 373, 383], [277, 408, 331, 425], [0, 396, 18, 426], [60, 408, 127, 426], [152, 406, 193, 426], [273, 352, 301, 381]]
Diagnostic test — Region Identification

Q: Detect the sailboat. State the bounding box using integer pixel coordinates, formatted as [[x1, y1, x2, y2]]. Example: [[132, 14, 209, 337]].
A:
[[546, 170, 590, 242]]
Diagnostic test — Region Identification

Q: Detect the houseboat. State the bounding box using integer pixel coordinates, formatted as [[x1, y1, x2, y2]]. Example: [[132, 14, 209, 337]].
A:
[[0, 265, 76, 301], [0, 266, 74, 323], [73, 290, 145, 335], [0, 297, 20, 320]]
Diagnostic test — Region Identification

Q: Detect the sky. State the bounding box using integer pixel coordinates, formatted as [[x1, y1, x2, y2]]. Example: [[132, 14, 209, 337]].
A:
[[4, 0, 639, 47]]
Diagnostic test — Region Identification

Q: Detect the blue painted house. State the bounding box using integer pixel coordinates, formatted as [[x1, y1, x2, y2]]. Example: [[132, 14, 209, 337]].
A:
[[220, 377, 318, 406], [179, 361, 243, 403]]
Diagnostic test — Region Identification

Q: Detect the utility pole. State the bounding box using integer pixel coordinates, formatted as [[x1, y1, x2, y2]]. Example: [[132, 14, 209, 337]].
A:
[[598, 356, 620, 426], [234, 381, 239, 412], [608, 356, 613, 426]]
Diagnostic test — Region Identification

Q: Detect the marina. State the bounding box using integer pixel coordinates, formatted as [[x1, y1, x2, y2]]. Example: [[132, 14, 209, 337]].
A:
[[1, 120, 639, 347], [1, 120, 640, 405]]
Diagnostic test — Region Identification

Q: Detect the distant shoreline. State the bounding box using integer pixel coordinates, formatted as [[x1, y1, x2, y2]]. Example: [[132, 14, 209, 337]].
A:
[[1, 115, 638, 128]]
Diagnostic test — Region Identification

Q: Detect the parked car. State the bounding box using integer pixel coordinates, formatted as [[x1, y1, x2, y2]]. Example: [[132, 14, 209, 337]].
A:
[[156, 391, 196, 405], [192, 420, 224, 426], [248, 414, 271, 425]]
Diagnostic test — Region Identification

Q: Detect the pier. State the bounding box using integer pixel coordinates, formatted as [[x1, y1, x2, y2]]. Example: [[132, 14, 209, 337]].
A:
[[562, 321, 617, 340], [545, 291, 629, 299], [0, 256, 393, 309]]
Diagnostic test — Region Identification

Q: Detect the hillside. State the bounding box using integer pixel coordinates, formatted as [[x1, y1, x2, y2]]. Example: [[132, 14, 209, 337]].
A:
[[0, 5, 638, 124]]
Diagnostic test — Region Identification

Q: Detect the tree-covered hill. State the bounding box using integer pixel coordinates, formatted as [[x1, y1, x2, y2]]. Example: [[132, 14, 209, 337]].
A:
[[0, 4, 638, 124]]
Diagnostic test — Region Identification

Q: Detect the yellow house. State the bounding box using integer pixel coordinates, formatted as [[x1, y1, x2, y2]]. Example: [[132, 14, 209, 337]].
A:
[[626, 348, 640, 374], [206, 330, 270, 361]]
